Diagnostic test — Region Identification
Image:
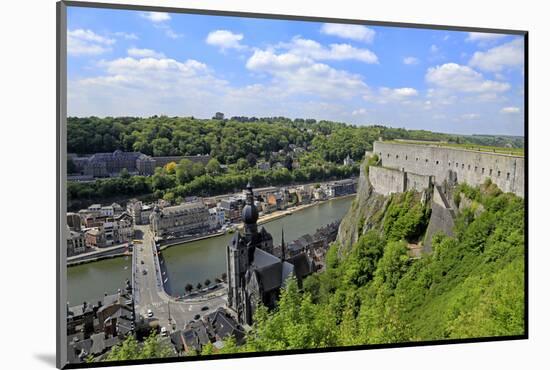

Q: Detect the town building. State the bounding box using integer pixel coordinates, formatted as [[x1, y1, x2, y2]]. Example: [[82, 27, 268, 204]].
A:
[[69, 150, 210, 179], [67, 227, 87, 256], [67, 284, 134, 364], [149, 200, 210, 238], [126, 199, 153, 225], [67, 213, 82, 231], [84, 213, 133, 248], [325, 178, 357, 198], [226, 184, 314, 325], [219, 196, 245, 224]]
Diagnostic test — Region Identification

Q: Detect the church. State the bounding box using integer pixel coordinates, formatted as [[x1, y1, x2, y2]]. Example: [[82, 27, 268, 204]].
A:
[[226, 183, 315, 325]]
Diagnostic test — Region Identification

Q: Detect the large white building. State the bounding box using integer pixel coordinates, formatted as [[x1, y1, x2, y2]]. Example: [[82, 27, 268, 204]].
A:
[[149, 200, 210, 237]]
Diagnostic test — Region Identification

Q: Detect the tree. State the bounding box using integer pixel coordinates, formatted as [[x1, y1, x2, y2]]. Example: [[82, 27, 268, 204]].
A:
[[221, 272, 227, 281], [105, 331, 172, 361], [196, 282, 203, 290], [204, 279, 211, 287], [236, 158, 249, 171], [185, 283, 193, 293], [284, 155, 293, 171], [176, 158, 193, 184], [120, 168, 130, 179], [246, 153, 258, 167], [205, 158, 222, 176], [164, 161, 177, 175]]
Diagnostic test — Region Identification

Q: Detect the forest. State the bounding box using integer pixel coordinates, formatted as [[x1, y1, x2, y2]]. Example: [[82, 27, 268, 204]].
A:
[[200, 179, 524, 353]]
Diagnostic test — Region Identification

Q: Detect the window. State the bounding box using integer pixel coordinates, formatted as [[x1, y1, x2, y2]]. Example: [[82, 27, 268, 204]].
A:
[[448, 161, 451, 167], [507, 172, 510, 180], [396, 155, 399, 159], [475, 166, 478, 172], [490, 169, 493, 176], [405, 155, 408, 160], [425, 158, 429, 163], [482, 168, 485, 174], [468, 164, 471, 170], [456, 162, 458, 168], [387, 153, 390, 158], [436, 160, 439, 165], [498, 170, 501, 177], [461, 163, 464, 169], [416, 157, 419, 161]]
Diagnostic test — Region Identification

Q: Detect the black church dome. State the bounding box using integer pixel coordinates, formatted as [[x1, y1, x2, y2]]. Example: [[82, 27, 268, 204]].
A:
[[242, 203, 259, 224]]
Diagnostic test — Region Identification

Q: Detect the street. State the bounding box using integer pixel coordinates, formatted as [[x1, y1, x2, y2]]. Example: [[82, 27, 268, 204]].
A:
[[133, 225, 227, 333]]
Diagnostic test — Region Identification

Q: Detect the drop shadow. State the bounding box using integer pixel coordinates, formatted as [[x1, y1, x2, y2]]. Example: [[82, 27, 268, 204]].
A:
[[34, 353, 56, 367]]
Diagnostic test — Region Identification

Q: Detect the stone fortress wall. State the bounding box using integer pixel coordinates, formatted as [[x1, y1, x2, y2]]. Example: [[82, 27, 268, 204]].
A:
[[372, 141, 524, 197], [368, 166, 433, 196]]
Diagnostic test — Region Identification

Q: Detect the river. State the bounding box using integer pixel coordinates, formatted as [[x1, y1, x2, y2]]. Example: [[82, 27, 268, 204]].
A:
[[67, 196, 353, 304]]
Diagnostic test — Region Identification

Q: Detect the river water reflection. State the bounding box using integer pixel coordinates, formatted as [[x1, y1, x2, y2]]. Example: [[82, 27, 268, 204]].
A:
[[67, 196, 353, 304]]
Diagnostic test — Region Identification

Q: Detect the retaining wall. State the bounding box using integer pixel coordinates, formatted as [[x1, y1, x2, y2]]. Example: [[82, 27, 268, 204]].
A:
[[373, 141, 524, 196]]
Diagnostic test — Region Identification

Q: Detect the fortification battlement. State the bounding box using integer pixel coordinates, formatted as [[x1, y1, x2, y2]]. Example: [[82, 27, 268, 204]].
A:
[[372, 141, 524, 197]]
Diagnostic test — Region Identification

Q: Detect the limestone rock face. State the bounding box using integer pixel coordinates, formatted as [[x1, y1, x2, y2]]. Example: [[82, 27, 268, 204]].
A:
[[337, 160, 389, 255]]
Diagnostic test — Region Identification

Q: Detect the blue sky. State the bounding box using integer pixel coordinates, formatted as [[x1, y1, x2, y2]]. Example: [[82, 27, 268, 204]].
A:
[[67, 6, 525, 136]]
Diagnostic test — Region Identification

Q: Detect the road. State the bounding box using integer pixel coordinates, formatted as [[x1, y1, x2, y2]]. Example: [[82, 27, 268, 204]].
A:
[[133, 225, 227, 333]]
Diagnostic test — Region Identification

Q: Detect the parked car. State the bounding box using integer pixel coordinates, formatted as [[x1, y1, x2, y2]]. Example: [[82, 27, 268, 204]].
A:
[[147, 309, 153, 318], [193, 314, 200, 320], [201, 306, 209, 311], [160, 327, 168, 337]]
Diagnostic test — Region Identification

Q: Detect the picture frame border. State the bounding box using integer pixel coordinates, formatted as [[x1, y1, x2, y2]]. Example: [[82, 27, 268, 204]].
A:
[[56, 1, 529, 368]]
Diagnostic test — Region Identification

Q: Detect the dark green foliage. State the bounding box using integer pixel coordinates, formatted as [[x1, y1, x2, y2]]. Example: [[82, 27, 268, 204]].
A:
[[382, 191, 431, 242]]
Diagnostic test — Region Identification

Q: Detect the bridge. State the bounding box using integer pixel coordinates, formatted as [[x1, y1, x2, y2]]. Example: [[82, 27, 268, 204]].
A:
[[132, 225, 227, 333]]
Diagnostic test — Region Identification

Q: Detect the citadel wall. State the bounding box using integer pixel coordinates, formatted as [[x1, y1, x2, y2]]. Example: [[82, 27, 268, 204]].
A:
[[368, 166, 433, 196], [373, 141, 524, 197]]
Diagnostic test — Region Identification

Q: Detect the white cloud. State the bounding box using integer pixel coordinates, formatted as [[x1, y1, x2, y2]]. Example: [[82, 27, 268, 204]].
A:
[[98, 57, 207, 77], [246, 49, 368, 99], [469, 39, 524, 72], [140, 12, 171, 23], [68, 29, 115, 56], [501, 106, 520, 114], [466, 32, 507, 43], [403, 56, 419, 65], [392, 87, 419, 97], [279, 37, 378, 64], [127, 48, 165, 59], [113, 32, 138, 40], [165, 29, 183, 39], [320, 23, 375, 43], [426, 63, 510, 93], [206, 30, 245, 50]]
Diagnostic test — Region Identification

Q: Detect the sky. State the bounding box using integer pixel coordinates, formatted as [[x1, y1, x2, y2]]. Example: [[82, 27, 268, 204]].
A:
[[67, 6, 525, 136]]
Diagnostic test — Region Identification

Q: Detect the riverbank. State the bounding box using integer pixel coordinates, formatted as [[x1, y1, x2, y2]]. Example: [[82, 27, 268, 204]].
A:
[[67, 244, 130, 267], [158, 193, 357, 250]]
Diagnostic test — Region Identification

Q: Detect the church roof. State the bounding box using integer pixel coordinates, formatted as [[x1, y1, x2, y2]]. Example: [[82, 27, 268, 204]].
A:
[[286, 253, 314, 281]]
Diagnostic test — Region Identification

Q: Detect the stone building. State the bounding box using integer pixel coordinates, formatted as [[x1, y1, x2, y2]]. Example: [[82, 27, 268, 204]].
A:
[[84, 213, 133, 248], [372, 141, 524, 197], [126, 199, 153, 225], [149, 200, 210, 237], [71, 150, 210, 179], [226, 184, 314, 325], [67, 227, 86, 256]]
